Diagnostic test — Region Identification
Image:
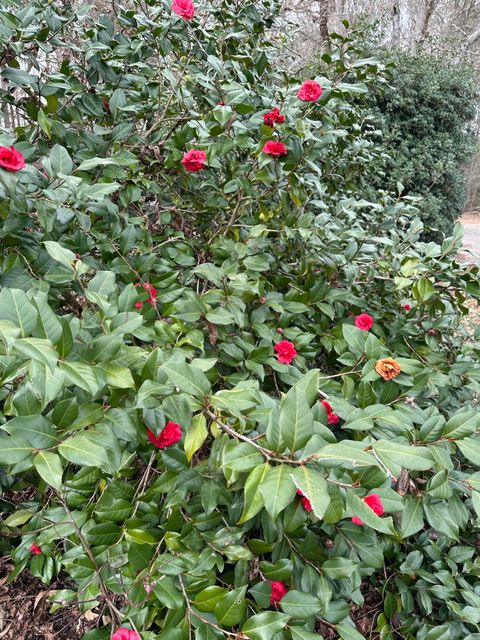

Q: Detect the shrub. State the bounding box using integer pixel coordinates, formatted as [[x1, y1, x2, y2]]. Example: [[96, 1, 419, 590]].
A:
[[369, 51, 478, 238], [1, 3, 480, 640]]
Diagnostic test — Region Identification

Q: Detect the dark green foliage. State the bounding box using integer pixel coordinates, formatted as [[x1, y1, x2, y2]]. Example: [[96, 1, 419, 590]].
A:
[[370, 51, 478, 237]]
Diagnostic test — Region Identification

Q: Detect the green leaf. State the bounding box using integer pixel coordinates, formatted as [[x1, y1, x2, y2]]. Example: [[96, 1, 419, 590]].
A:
[[86, 523, 121, 546], [413, 277, 435, 302], [0, 435, 32, 465], [242, 612, 290, 640], [292, 369, 320, 405], [61, 362, 100, 396], [314, 442, 377, 468], [280, 590, 321, 618], [442, 408, 480, 439], [266, 405, 283, 453], [291, 627, 326, 640], [87, 270, 116, 297], [214, 586, 247, 626], [33, 297, 63, 343], [342, 324, 367, 357], [223, 442, 263, 473], [49, 144, 73, 175], [184, 413, 208, 462], [336, 622, 367, 640], [259, 559, 293, 581], [77, 157, 121, 171], [13, 338, 58, 372], [290, 466, 330, 519], [193, 586, 227, 612], [43, 241, 77, 273], [161, 361, 211, 399], [322, 557, 358, 579], [279, 387, 313, 453], [259, 465, 296, 520], [400, 498, 424, 538], [153, 576, 182, 609], [0, 289, 38, 337], [3, 509, 35, 527], [96, 363, 135, 389], [346, 490, 395, 534], [457, 438, 480, 466], [59, 434, 111, 471], [2, 415, 57, 448], [38, 108, 52, 139], [238, 462, 270, 524], [34, 452, 63, 491], [373, 440, 434, 473]]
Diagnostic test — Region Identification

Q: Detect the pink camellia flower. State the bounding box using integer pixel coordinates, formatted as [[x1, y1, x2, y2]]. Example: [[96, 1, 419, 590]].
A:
[[321, 400, 340, 425], [403, 303, 411, 312], [30, 543, 42, 555], [135, 302, 143, 309], [0, 145, 26, 172], [264, 107, 285, 127], [172, 0, 194, 19], [263, 140, 287, 157], [296, 489, 312, 513], [147, 421, 182, 449], [352, 493, 384, 525], [274, 339, 297, 364], [111, 629, 141, 640], [269, 580, 287, 605], [297, 80, 323, 102], [181, 149, 206, 172], [354, 313, 373, 331]]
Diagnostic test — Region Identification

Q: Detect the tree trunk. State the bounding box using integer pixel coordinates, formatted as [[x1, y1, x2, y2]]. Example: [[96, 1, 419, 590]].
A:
[[318, 0, 334, 41], [418, 0, 439, 44]]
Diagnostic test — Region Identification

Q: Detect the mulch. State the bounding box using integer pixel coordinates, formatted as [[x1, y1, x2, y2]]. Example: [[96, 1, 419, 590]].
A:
[[0, 557, 97, 640]]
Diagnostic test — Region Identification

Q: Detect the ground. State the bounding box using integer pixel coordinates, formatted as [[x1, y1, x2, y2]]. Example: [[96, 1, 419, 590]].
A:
[[458, 213, 480, 335], [457, 212, 480, 264], [0, 557, 95, 640]]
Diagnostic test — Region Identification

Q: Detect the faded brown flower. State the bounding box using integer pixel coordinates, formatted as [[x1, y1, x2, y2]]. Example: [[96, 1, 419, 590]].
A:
[[375, 357, 401, 380]]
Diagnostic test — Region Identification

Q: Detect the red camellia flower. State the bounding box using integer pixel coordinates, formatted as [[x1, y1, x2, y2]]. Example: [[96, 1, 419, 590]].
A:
[[354, 313, 374, 331], [263, 140, 287, 157], [403, 303, 411, 312], [274, 339, 297, 364], [0, 145, 26, 172], [352, 493, 384, 525], [269, 580, 287, 605], [264, 107, 285, 127], [111, 628, 141, 640], [171, 0, 194, 19], [30, 543, 42, 555], [321, 400, 340, 425], [297, 80, 323, 102], [181, 149, 206, 172], [296, 489, 312, 513], [135, 282, 157, 306], [147, 421, 182, 449]]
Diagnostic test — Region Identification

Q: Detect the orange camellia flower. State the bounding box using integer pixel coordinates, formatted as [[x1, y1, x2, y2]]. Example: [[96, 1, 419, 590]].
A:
[[375, 357, 401, 380]]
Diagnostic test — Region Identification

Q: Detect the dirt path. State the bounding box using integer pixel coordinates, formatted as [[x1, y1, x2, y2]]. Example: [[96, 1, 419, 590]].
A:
[[459, 212, 480, 264]]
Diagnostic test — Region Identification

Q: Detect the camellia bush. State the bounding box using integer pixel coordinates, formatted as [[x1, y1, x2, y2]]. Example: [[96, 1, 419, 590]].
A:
[[2, 2, 480, 640]]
